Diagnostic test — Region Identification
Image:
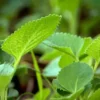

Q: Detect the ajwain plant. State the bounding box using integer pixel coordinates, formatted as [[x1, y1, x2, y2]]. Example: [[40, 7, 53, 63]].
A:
[[0, 14, 100, 100]]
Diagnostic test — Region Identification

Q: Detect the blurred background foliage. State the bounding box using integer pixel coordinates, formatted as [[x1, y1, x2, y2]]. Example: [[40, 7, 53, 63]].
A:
[[0, 0, 100, 39], [0, 0, 100, 99]]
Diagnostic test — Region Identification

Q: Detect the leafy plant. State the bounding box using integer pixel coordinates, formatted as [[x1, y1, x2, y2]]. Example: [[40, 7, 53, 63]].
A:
[[41, 32, 100, 100], [0, 13, 100, 100], [0, 14, 61, 100]]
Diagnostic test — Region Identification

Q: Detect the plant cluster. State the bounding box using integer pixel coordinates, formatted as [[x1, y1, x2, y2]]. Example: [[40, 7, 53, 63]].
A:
[[0, 14, 100, 100]]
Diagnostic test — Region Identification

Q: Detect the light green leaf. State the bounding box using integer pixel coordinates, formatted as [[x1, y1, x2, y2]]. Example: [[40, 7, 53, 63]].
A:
[[40, 49, 62, 61], [43, 57, 61, 77], [86, 36, 100, 62], [57, 62, 93, 93], [80, 56, 92, 66], [59, 54, 75, 68], [2, 14, 61, 62], [80, 37, 92, 55], [0, 64, 14, 90], [44, 33, 84, 57], [34, 88, 50, 100], [88, 88, 100, 100]]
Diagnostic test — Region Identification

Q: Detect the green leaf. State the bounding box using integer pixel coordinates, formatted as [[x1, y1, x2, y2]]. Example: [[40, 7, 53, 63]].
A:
[[53, 80, 83, 99], [86, 36, 100, 62], [80, 56, 92, 66], [53, 79, 67, 91], [80, 37, 92, 55], [43, 57, 61, 77], [53, 79, 83, 100], [34, 88, 50, 100], [88, 88, 100, 100], [57, 62, 93, 93], [44, 33, 84, 56], [67, 89, 83, 100], [2, 14, 61, 62], [59, 54, 75, 68], [0, 64, 14, 90], [40, 49, 61, 61]]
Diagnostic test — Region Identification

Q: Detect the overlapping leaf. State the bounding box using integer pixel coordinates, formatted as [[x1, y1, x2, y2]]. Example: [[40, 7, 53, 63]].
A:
[[86, 36, 100, 62], [43, 57, 61, 77], [80, 37, 92, 55], [53, 79, 83, 99], [2, 14, 61, 61], [59, 54, 75, 68], [40, 49, 62, 61], [57, 62, 93, 93], [44, 32, 84, 57]]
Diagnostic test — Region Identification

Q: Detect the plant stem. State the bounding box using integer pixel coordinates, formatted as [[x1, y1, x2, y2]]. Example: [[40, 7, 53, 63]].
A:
[[31, 51, 43, 100], [0, 88, 7, 100], [43, 75, 56, 92], [94, 61, 99, 72]]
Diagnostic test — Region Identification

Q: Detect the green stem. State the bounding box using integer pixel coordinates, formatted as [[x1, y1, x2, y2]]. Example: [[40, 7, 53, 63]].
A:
[[14, 57, 21, 69], [31, 51, 43, 100], [94, 61, 99, 72], [0, 88, 8, 100], [43, 75, 56, 92]]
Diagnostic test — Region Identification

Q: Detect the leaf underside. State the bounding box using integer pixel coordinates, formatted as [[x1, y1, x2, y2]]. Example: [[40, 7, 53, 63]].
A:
[[43, 57, 61, 77]]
